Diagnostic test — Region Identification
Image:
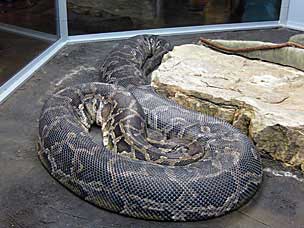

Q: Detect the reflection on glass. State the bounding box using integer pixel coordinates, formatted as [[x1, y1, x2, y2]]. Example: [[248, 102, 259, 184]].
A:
[[0, 0, 57, 34], [241, 0, 282, 22], [0, 0, 58, 86], [67, 0, 282, 35]]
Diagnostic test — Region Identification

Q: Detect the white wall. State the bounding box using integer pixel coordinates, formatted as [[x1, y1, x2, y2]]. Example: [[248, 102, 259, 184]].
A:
[[286, 0, 304, 30]]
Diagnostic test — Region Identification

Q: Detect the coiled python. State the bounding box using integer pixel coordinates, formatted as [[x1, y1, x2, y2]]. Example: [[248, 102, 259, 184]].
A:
[[38, 35, 262, 221]]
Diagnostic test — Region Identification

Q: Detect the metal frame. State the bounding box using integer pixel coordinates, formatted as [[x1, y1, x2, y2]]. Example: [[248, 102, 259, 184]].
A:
[[1, 0, 300, 104], [286, 22, 304, 31], [279, 0, 290, 26], [285, 3, 304, 33], [68, 21, 280, 44], [0, 23, 58, 42], [56, 0, 68, 40]]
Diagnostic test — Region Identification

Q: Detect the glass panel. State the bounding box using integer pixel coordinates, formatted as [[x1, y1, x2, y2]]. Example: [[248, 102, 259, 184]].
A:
[[0, 0, 59, 86], [67, 0, 282, 35], [0, 0, 57, 34]]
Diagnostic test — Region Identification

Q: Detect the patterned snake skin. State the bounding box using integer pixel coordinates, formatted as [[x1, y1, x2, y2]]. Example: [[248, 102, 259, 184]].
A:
[[38, 35, 262, 221]]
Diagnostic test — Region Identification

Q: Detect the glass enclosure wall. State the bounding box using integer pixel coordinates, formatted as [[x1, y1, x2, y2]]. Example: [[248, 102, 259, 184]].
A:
[[0, 0, 59, 86], [0, 0, 283, 86], [67, 0, 282, 35]]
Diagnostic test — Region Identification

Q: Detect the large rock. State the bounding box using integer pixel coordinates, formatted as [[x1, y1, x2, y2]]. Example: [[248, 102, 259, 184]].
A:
[[151, 44, 304, 171], [198, 39, 304, 71]]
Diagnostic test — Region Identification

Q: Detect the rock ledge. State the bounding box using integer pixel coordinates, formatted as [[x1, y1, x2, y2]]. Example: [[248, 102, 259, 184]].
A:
[[152, 44, 304, 170]]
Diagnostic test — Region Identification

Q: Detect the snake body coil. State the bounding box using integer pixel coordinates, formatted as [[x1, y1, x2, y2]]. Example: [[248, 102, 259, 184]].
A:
[[38, 35, 262, 221]]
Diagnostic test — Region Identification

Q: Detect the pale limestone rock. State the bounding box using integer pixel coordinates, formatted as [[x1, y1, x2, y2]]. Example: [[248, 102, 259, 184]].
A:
[[198, 39, 304, 71], [151, 44, 304, 171], [289, 34, 304, 46]]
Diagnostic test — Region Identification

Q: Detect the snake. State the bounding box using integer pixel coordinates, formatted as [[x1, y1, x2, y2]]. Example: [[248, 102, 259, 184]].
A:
[[38, 35, 262, 221]]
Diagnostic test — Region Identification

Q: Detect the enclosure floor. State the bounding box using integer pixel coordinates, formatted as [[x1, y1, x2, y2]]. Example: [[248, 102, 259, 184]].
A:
[[1, 28, 304, 228]]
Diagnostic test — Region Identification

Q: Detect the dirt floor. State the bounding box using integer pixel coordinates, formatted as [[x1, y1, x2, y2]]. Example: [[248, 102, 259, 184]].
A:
[[1, 28, 304, 228]]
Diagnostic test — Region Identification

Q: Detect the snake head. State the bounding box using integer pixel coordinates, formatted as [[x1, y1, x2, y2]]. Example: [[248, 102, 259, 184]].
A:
[[94, 96, 112, 127], [83, 95, 97, 121], [81, 94, 112, 128]]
